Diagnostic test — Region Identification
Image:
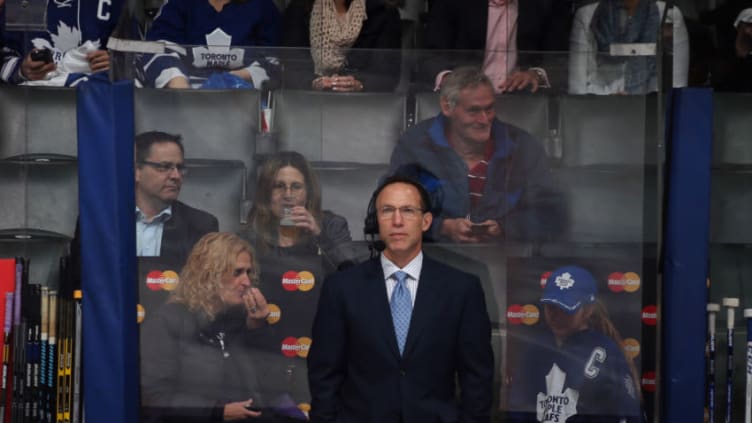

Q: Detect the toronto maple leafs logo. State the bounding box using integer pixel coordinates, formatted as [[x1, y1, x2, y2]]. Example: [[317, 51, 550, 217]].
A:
[[31, 22, 99, 63], [192, 29, 245, 69], [554, 272, 575, 290], [536, 364, 579, 423]]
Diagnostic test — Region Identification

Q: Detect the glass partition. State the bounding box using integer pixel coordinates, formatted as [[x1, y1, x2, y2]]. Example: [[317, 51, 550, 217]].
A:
[[708, 92, 752, 419], [0, 83, 80, 423], [5, 0, 752, 419], [102, 44, 664, 422]]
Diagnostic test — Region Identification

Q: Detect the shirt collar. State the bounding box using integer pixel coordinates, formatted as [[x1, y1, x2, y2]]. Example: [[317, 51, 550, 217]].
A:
[[380, 251, 424, 282], [136, 205, 173, 224]]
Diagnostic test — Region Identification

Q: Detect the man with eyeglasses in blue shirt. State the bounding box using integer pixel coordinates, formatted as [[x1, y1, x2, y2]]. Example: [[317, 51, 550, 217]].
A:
[[134, 131, 218, 261]]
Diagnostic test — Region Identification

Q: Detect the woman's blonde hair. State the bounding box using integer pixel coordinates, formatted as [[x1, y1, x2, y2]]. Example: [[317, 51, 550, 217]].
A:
[[169, 232, 257, 320]]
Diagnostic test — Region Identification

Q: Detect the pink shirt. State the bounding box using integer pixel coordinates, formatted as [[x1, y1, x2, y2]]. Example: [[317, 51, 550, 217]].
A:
[[483, 0, 518, 92]]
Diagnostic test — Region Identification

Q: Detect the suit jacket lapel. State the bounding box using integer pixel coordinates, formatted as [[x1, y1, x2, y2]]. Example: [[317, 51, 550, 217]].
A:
[[160, 201, 187, 260], [363, 258, 402, 359], [402, 256, 442, 358]]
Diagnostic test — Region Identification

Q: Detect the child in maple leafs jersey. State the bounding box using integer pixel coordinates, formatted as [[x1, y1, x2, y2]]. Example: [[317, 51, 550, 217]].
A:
[[505, 266, 643, 423]]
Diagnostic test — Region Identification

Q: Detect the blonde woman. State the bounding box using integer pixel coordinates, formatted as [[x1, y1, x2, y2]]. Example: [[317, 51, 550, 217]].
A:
[[140, 232, 282, 422]]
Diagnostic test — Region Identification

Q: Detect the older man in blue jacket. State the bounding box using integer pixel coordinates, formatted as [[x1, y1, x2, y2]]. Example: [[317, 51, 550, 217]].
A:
[[388, 66, 564, 243]]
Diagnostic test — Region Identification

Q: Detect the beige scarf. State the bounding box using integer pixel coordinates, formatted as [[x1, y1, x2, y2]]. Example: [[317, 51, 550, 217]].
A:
[[309, 0, 367, 76]]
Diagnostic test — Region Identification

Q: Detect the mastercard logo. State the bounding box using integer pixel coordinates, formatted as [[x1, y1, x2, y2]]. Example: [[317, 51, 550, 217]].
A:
[[506, 304, 540, 326], [641, 371, 656, 393], [266, 304, 281, 325], [281, 336, 312, 358], [540, 271, 552, 289], [642, 305, 658, 326], [136, 304, 145, 324], [607, 272, 641, 293], [281, 271, 315, 292], [623, 338, 640, 359], [145, 270, 179, 291]]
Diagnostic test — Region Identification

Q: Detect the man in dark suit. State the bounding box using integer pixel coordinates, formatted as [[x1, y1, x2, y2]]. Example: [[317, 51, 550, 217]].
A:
[[133, 131, 218, 316], [307, 175, 494, 423], [134, 131, 218, 262], [69, 131, 217, 306], [421, 0, 575, 92]]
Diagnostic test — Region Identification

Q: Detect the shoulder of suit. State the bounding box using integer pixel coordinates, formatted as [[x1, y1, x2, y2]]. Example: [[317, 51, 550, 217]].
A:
[[325, 257, 379, 283], [172, 201, 218, 224], [422, 254, 478, 282]]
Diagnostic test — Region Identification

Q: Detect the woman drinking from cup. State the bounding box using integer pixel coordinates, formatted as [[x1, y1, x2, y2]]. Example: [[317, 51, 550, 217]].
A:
[[238, 151, 355, 409]]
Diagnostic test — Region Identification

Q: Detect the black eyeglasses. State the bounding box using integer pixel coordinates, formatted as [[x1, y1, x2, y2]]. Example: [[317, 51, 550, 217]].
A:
[[139, 160, 188, 175]]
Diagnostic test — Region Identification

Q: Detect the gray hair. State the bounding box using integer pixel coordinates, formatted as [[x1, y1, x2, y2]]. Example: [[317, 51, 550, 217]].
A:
[[439, 67, 494, 109]]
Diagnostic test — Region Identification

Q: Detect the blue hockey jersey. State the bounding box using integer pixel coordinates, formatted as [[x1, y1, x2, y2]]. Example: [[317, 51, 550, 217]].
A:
[[140, 0, 280, 88], [506, 328, 642, 423], [6, 0, 124, 63]]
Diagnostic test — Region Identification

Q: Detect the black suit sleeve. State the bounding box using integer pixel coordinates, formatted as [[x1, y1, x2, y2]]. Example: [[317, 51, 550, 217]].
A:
[[280, 0, 317, 89], [457, 275, 494, 423], [206, 215, 219, 233], [420, 0, 487, 88], [281, 0, 312, 47], [350, 5, 402, 91], [421, 0, 458, 86], [307, 275, 348, 423]]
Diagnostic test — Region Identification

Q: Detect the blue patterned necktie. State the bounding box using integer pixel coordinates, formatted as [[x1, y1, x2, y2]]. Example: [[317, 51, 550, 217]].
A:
[[390, 271, 412, 355]]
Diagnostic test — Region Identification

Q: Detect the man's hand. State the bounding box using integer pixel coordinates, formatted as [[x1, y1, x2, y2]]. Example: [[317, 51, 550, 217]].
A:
[[21, 52, 56, 81], [474, 219, 502, 241], [441, 218, 482, 243], [441, 218, 502, 243], [86, 50, 110, 72], [498, 69, 540, 93]]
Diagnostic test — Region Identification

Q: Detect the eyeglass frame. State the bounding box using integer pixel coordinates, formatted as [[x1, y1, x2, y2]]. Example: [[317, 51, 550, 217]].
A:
[[377, 205, 425, 220], [138, 160, 188, 175], [272, 181, 307, 195]]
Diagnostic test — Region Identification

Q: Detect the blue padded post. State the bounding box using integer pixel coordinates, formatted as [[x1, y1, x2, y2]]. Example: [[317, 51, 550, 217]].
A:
[[661, 87, 713, 422], [77, 79, 137, 423]]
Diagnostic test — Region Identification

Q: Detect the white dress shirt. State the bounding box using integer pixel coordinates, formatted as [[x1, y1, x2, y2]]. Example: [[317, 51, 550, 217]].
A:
[[380, 252, 423, 307]]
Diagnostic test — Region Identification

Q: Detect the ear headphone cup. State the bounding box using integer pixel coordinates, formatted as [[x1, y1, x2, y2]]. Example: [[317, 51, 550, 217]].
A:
[[363, 194, 378, 236]]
